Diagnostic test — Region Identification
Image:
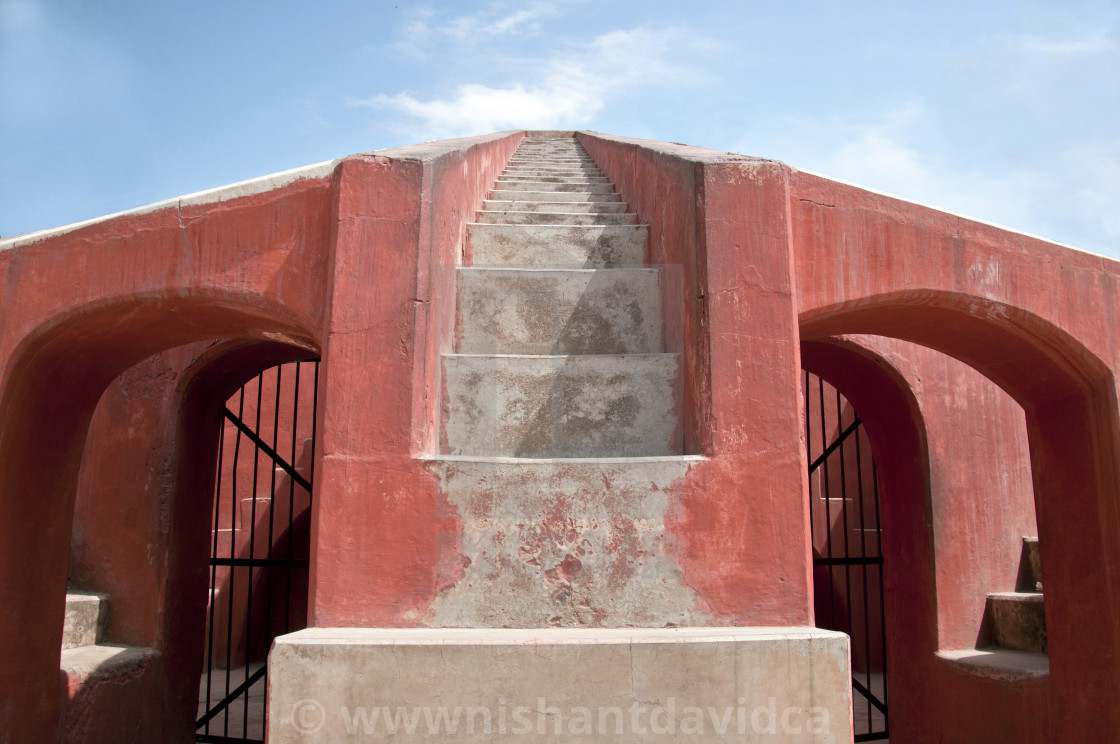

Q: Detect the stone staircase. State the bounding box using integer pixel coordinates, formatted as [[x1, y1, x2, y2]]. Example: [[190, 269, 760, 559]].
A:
[[445, 136, 681, 459], [268, 135, 856, 741], [986, 536, 1047, 653], [426, 135, 700, 627]]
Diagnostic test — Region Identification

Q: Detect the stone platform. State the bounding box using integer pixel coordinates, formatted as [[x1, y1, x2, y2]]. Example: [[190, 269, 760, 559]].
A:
[[267, 627, 851, 743]]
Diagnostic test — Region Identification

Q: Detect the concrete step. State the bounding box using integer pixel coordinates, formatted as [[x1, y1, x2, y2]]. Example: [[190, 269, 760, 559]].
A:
[[483, 200, 627, 213], [987, 591, 1047, 653], [508, 158, 595, 165], [63, 592, 109, 650], [489, 189, 620, 203], [476, 211, 637, 226], [1017, 536, 1042, 591], [442, 353, 681, 458], [60, 643, 163, 739], [504, 166, 602, 175], [457, 267, 662, 354], [469, 224, 647, 267], [493, 181, 616, 194], [498, 175, 610, 185], [269, 628, 851, 742]]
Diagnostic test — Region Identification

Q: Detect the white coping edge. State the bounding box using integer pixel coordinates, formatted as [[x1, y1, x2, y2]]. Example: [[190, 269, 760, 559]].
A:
[[275, 626, 847, 646], [792, 166, 1119, 265], [577, 130, 1118, 265], [0, 159, 341, 252], [0, 130, 523, 253]]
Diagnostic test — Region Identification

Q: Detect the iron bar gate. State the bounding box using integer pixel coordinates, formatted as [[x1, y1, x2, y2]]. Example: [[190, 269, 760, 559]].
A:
[[804, 370, 889, 742], [197, 360, 319, 744]]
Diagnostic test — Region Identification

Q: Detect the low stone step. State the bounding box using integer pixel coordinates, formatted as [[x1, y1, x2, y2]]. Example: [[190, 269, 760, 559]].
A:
[[63, 592, 109, 650], [268, 628, 851, 743], [483, 200, 627, 213], [504, 166, 601, 175], [1017, 536, 1042, 591], [498, 175, 609, 185], [442, 353, 681, 458], [508, 158, 595, 166], [476, 211, 637, 226], [457, 267, 661, 354], [469, 223, 647, 267], [61, 643, 162, 740], [489, 189, 619, 203], [493, 181, 615, 194], [988, 591, 1047, 653]]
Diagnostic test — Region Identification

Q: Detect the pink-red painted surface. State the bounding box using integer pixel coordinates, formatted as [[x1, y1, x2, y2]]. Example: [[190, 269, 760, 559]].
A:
[[1, 129, 1117, 742]]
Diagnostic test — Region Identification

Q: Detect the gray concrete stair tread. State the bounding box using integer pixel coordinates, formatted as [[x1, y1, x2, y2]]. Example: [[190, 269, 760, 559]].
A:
[[469, 223, 647, 267], [938, 648, 1049, 681], [484, 200, 628, 213], [492, 181, 616, 193], [63, 592, 109, 650], [457, 266, 662, 354], [489, 190, 620, 202], [500, 176, 607, 183], [503, 166, 602, 173], [476, 211, 637, 226], [61, 643, 160, 676], [443, 353, 681, 458]]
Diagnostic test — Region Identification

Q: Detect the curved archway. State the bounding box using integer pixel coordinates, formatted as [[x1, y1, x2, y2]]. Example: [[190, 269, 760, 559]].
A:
[[0, 297, 320, 741], [801, 290, 1120, 738], [802, 337, 933, 741]]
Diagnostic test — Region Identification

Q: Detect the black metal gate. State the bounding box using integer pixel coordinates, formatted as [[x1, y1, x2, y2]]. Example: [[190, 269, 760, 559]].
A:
[[197, 360, 319, 743], [804, 370, 889, 742]]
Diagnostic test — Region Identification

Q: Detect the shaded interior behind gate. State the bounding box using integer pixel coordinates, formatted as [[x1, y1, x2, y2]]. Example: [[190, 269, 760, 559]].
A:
[[805, 370, 889, 742], [197, 360, 318, 743]]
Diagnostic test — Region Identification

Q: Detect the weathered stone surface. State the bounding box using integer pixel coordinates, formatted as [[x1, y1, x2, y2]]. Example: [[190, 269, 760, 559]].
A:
[[423, 454, 705, 627], [469, 224, 647, 267], [443, 354, 681, 458], [268, 627, 852, 744], [457, 267, 661, 354], [493, 181, 616, 194], [503, 167, 602, 176], [489, 189, 619, 203], [988, 591, 1047, 653], [483, 199, 627, 213], [938, 648, 1049, 682], [498, 175, 609, 185], [62, 593, 108, 650], [476, 210, 637, 225]]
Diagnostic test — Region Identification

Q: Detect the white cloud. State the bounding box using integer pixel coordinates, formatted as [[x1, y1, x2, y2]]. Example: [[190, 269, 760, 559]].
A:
[[356, 26, 707, 138], [1004, 30, 1115, 58], [752, 104, 1120, 258], [392, 0, 566, 55], [370, 82, 603, 134]]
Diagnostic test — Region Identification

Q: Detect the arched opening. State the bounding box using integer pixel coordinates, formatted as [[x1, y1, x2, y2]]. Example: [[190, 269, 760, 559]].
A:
[[801, 291, 1120, 740], [0, 297, 319, 742], [803, 338, 934, 742]]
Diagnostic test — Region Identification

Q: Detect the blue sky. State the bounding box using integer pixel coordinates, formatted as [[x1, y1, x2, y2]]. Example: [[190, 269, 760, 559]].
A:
[[2, 0, 1118, 257]]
